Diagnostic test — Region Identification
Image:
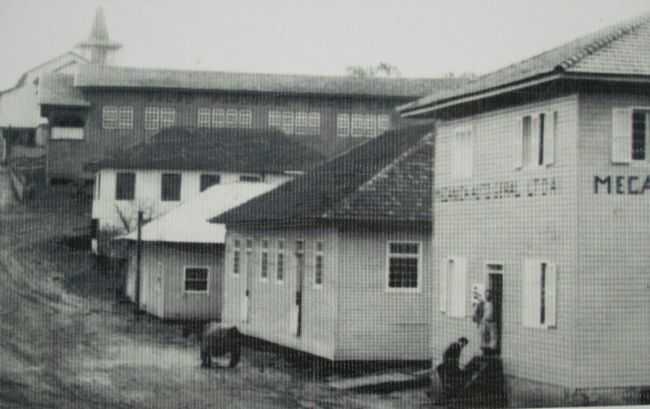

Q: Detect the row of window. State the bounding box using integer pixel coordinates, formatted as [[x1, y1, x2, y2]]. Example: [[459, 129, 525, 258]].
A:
[[448, 111, 558, 179], [440, 257, 557, 329], [197, 108, 252, 129], [268, 111, 321, 136], [97, 172, 261, 201], [231, 239, 421, 290], [337, 113, 391, 138], [101, 105, 390, 138]]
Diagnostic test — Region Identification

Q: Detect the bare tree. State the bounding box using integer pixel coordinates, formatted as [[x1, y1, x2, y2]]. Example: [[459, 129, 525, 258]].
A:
[[346, 62, 401, 78]]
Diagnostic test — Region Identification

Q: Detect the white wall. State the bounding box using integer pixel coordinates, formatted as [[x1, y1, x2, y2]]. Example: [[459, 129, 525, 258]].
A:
[[0, 53, 84, 128], [92, 168, 292, 232]]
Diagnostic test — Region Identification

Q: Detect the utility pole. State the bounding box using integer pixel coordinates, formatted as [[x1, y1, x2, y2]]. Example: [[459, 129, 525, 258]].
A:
[[134, 211, 143, 314]]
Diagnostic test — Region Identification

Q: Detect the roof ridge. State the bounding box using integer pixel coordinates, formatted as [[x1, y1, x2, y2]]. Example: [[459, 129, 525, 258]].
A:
[[557, 12, 650, 70]]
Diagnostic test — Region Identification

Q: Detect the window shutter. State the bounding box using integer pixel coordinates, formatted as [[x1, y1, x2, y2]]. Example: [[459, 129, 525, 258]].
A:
[[449, 257, 467, 318], [522, 259, 538, 328], [439, 258, 449, 312], [544, 112, 556, 166], [514, 117, 524, 169], [545, 263, 558, 328], [612, 108, 632, 164], [531, 115, 541, 165], [449, 134, 459, 179], [456, 257, 468, 317]]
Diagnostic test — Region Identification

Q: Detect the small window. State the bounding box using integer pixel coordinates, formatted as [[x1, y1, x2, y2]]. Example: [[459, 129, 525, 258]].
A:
[[161, 173, 181, 201], [239, 110, 252, 128], [160, 108, 176, 129], [296, 240, 304, 253], [377, 114, 391, 132], [281, 111, 294, 135], [240, 175, 262, 182], [387, 242, 420, 290], [102, 106, 119, 129], [314, 241, 324, 287], [200, 174, 221, 192], [226, 109, 239, 127], [118, 107, 133, 129], [295, 112, 310, 135], [144, 107, 160, 131], [260, 240, 269, 280], [213, 108, 226, 128], [336, 113, 350, 138], [269, 110, 283, 130], [276, 240, 285, 282], [197, 108, 211, 128], [246, 239, 253, 251], [184, 267, 208, 293], [233, 240, 241, 276], [115, 172, 135, 200]]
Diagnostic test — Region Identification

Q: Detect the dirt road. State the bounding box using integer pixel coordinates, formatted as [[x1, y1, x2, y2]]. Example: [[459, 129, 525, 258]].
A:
[[0, 183, 433, 409]]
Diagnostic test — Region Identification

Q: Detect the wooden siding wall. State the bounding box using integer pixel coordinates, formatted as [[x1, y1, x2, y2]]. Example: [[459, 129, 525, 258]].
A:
[[92, 169, 292, 232], [126, 243, 223, 320], [576, 92, 650, 388], [223, 227, 339, 359], [47, 89, 407, 179], [335, 228, 432, 361], [433, 95, 580, 387]]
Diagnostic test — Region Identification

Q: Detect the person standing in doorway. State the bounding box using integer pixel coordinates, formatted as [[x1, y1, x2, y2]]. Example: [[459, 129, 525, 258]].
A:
[[480, 290, 498, 355]]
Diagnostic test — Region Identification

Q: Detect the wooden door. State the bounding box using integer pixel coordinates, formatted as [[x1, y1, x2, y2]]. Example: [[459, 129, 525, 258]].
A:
[[290, 241, 305, 337]]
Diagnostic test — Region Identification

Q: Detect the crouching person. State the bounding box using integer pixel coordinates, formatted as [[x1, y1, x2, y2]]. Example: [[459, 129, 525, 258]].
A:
[[200, 322, 241, 369], [436, 337, 469, 402]]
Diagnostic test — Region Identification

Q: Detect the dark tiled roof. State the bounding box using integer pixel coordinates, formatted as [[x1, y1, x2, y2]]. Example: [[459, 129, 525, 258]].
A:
[[400, 11, 650, 115], [94, 127, 325, 173], [39, 73, 90, 107], [74, 64, 465, 99], [211, 124, 433, 227]]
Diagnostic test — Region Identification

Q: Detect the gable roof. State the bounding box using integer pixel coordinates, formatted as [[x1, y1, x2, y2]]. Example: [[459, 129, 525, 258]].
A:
[[0, 51, 87, 96], [94, 126, 325, 174], [210, 124, 433, 228], [118, 182, 277, 243], [399, 11, 650, 116], [74, 64, 464, 99]]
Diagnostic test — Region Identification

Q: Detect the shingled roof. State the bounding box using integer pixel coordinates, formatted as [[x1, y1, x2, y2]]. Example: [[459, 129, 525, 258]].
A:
[[210, 124, 433, 228], [94, 127, 325, 174], [74, 64, 464, 99], [399, 11, 650, 116]]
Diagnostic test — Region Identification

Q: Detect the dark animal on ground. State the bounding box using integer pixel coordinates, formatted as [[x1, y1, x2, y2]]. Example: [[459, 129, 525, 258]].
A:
[[199, 322, 241, 368]]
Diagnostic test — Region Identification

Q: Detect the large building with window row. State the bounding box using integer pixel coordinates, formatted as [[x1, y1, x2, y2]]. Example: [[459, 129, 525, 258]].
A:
[[36, 10, 463, 183], [398, 11, 650, 405]]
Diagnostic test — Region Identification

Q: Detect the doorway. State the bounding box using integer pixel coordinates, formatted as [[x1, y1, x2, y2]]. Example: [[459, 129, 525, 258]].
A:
[[486, 264, 503, 355], [291, 240, 305, 337], [244, 240, 253, 324]]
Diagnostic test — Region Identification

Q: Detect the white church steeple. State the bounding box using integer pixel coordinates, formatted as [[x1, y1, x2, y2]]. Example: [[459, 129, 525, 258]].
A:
[[76, 7, 122, 65]]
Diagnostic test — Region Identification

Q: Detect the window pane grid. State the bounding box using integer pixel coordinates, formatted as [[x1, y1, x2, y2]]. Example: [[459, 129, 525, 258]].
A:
[[632, 111, 646, 160], [184, 268, 208, 292]]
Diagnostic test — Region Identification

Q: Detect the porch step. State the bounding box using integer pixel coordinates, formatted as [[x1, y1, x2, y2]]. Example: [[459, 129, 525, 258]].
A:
[[328, 371, 429, 393]]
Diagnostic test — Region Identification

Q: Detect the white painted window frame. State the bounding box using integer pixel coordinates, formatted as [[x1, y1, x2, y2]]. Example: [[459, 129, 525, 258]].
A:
[[439, 256, 468, 318], [449, 125, 474, 180], [102, 106, 119, 130], [385, 241, 422, 293], [144, 106, 160, 131], [183, 265, 210, 295], [522, 258, 558, 330], [197, 108, 211, 128], [336, 113, 350, 138]]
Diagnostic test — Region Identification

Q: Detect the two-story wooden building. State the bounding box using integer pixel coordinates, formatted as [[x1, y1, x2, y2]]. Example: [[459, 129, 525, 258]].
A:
[[211, 124, 434, 361], [36, 9, 463, 183], [398, 12, 650, 405]]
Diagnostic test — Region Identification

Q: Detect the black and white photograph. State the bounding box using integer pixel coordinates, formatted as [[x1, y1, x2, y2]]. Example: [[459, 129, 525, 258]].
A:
[[1, 1, 649, 408]]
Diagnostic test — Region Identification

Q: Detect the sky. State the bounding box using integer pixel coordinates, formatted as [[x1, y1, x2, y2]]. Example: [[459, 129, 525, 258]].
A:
[[1, 0, 649, 89]]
